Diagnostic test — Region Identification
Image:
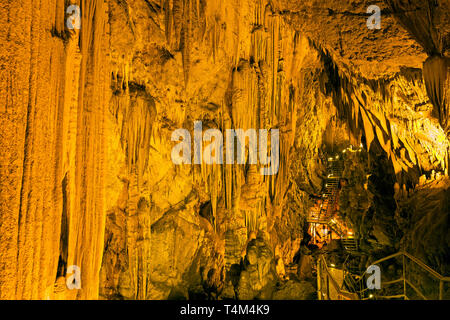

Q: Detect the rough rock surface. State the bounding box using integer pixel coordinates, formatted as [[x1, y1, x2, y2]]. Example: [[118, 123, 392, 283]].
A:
[[236, 232, 277, 300], [272, 280, 316, 300], [0, 0, 449, 300]]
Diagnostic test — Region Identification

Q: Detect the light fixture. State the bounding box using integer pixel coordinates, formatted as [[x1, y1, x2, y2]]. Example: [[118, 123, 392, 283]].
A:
[[369, 294, 374, 299], [330, 264, 335, 267]]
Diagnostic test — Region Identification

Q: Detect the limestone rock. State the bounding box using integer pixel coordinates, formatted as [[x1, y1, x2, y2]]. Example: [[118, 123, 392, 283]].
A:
[[236, 232, 278, 300], [0, 0, 449, 300], [272, 280, 316, 300]]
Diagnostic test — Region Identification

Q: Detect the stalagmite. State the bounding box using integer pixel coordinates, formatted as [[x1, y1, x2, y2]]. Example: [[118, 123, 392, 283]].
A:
[[0, 0, 449, 302]]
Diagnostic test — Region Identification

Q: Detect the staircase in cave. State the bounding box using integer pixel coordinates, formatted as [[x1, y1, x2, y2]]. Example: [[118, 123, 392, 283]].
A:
[[343, 271, 361, 294], [318, 252, 450, 300], [341, 238, 358, 253], [307, 155, 357, 252]]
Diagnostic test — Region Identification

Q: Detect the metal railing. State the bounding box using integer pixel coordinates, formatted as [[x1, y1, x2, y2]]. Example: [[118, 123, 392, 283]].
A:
[[347, 252, 450, 300], [318, 251, 450, 300], [317, 255, 359, 300], [307, 161, 347, 245], [358, 251, 450, 300]]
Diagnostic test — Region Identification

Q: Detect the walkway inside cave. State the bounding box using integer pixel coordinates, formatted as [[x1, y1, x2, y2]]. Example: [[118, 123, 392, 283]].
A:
[[306, 146, 360, 251], [308, 145, 450, 300]]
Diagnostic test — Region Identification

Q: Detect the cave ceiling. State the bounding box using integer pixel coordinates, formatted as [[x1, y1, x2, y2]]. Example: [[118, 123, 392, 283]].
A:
[[0, 0, 448, 301]]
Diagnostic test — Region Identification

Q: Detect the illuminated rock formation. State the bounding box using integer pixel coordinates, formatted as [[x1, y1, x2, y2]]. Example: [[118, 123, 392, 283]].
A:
[[0, 0, 448, 300]]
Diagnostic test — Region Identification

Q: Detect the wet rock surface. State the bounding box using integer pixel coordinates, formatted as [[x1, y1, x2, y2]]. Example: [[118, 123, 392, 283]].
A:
[[0, 0, 448, 299]]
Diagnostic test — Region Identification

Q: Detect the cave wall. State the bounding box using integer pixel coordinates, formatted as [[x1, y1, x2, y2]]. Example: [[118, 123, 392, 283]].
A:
[[0, 0, 448, 300], [100, 0, 335, 299], [0, 0, 110, 299]]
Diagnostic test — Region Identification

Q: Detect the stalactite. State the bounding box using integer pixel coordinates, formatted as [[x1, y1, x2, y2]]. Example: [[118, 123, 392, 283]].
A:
[[113, 84, 156, 177], [423, 56, 450, 136], [181, 0, 191, 86], [316, 44, 449, 180], [69, 0, 109, 299], [4, 0, 449, 301], [172, 0, 183, 50], [164, 0, 173, 45]]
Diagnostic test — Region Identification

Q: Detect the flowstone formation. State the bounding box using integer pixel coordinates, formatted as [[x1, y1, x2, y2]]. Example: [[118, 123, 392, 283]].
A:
[[236, 232, 277, 300], [0, 0, 448, 300]]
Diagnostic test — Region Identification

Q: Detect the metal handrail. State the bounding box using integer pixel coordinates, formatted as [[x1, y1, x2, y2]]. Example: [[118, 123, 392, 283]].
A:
[[359, 251, 450, 282], [317, 255, 359, 300], [355, 251, 450, 300]]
